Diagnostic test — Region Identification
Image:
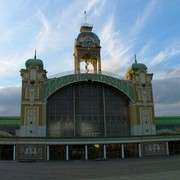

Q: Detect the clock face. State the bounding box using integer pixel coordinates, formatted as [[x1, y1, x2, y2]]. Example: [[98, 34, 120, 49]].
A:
[[83, 37, 94, 46]]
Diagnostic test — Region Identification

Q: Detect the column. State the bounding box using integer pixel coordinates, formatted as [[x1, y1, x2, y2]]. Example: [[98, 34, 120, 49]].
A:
[[121, 144, 124, 159], [98, 57, 101, 72], [66, 145, 69, 161], [166, 142, 169, 156], [46, 145, 49, 161], [138, 143, 142, 158], [85, 145, 88, 160], [13, 145, 16, 161], [103, 144, 106, 159]]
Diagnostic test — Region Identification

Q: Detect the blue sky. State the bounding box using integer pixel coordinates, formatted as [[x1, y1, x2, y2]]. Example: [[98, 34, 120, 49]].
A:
[[0, 0, 180, 116]]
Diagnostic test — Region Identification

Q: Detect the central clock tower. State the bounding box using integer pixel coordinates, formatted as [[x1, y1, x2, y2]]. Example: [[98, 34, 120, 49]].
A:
[[74, 23, 101, 73]]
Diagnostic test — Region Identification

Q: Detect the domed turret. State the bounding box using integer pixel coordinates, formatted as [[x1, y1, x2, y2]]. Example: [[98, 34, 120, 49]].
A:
[[25, 50, 44, 69], [127, 54, 147, 74]]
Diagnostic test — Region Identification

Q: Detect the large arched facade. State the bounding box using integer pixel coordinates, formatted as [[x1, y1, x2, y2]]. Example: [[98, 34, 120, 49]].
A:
[[47, 81, 130, 137]]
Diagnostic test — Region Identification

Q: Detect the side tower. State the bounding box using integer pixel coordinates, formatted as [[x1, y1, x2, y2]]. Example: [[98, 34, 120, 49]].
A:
[[74, 23, 101, 73], [126, 55, 156, 135], [20, 52, 47, 136]]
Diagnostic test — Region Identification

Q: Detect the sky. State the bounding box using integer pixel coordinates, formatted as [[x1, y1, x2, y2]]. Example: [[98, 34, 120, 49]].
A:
[[0, 0, 180, 117]]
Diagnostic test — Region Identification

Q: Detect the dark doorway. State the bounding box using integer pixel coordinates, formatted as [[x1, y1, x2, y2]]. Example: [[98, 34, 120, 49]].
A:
[[0, 145, 13, 160], [69, 145, 85, 160], [49, 145, 66, 160], [169, 141, 180, 155], [106, 144, 122, 159], [124, 143, 138, 158], [88, 144, 103, 160]]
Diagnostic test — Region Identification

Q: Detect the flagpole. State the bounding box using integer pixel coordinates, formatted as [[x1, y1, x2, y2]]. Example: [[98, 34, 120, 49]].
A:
[[84, 10, 87, 23]]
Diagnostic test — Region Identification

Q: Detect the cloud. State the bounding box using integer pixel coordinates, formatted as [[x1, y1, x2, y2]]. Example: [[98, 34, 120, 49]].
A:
[[0, 0, 110, 86], [92, 1, 160, 76], [0, 30, 12, 46], [150, 45, 180, 66], [153, 78, 180, 104], [85, 0, 106, 18], [35, 8, 61, 53], [0, 49, 38, 87], [99, 15, 133, 75], [153, 77, 180, 116], [155, 102, 180, 116], [132, 0, 158, 36], [0, 85, 21, 116]]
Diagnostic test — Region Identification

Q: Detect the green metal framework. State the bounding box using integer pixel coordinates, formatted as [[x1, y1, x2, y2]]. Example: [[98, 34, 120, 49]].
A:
[[44, 73, 134, 101]]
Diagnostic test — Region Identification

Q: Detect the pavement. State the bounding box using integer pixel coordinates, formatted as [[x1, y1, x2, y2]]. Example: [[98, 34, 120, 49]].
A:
[[0, 155, 180, 180]]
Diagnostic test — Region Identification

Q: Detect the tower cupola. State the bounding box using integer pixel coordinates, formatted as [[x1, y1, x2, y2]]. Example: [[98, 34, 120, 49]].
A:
[[126, 54, 147, 80], [74, 23, 101, 73], [25, 50, 44, 69]]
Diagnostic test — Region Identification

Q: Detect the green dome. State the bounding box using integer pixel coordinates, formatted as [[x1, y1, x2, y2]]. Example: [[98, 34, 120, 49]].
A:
[[127, 55, 147, 74], [131, 62, 147, 71], [25, 51, 43, 69], [25, 58, 43, 69]]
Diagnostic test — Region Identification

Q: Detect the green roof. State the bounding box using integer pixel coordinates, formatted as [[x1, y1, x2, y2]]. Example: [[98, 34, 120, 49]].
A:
[[127, 55, 147, 75], [25, 50, 43, 69], [127, 62, 147, 74], [0, 116, 20, 125], [25, 58, 43, 69], [155, 116, 180, 125]]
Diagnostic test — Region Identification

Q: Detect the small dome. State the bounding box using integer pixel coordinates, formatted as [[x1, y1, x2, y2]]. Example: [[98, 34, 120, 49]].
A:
[[25, 51, 44, 69], [127, 55, 147, 74], [131, 62, 147, 71], [25, 58, 43, 69]]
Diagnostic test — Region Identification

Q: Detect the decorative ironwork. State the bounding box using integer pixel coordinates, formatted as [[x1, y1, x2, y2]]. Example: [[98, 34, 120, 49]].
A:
[[44, 73, 134, 101]]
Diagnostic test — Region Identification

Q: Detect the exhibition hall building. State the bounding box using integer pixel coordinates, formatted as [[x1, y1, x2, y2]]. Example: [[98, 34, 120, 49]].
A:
[[0, 24, 180, 161]]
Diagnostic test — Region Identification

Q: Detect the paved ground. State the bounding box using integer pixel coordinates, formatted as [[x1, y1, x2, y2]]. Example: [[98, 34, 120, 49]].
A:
[[0, 155, 180, 180]]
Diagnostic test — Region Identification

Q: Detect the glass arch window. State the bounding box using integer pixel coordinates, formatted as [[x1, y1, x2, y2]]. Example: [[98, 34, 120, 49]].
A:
[[47, 82, 130, 137]]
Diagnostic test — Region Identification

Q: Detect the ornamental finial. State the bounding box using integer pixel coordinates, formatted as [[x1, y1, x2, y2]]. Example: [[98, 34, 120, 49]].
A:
[[134, 53, 137, 63], [34, 49, 37, 59]]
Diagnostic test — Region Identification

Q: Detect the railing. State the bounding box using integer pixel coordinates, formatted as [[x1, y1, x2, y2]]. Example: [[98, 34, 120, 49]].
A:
[[0, 134, 180, 141], [81, 23, 93, 27], [48, 70, 125, 80]]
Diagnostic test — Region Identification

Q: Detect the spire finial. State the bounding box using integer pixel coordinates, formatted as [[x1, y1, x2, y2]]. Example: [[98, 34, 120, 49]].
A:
[[34, 49, 37, 59], [83, 10, 87, 23], [134, 53, 137, 63]]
